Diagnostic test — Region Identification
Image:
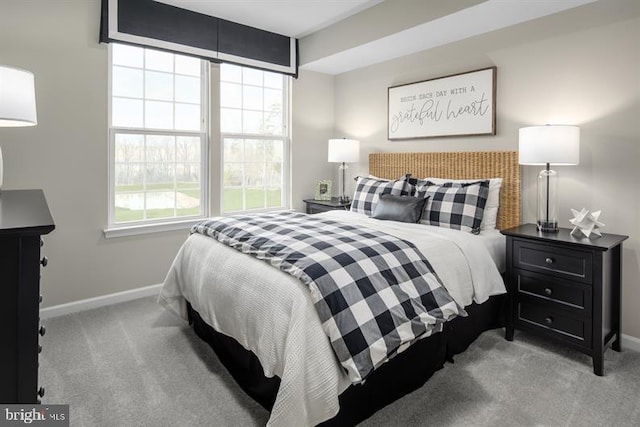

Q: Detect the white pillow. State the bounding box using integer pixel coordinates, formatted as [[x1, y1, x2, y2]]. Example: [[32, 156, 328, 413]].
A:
[[425, 177, 502, 231]]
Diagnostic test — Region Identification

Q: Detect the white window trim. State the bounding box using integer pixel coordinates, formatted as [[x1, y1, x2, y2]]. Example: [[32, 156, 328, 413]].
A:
[[104, 44, 210, 238], [219, 70, 291, 214]]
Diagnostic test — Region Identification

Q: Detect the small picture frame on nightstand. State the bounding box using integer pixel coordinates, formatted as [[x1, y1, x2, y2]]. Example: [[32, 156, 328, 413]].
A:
[[314, 180, 332, 201]]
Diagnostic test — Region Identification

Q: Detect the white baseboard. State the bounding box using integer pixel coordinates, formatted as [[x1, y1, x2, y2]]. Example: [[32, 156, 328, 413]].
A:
[[622, 334, 640, 353], [40, 283, 163, 319]]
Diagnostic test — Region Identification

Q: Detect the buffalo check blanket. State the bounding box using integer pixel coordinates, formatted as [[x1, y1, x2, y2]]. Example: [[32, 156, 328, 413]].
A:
[[192, 211, 462, 383]]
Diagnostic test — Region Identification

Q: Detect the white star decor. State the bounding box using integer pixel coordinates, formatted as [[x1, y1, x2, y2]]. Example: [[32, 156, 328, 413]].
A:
[[569, 208, 605, 239]]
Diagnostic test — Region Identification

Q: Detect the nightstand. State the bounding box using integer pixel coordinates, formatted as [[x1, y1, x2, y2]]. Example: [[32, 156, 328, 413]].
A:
[[501, 224, 628, 376], [303, 198, 351, 214]]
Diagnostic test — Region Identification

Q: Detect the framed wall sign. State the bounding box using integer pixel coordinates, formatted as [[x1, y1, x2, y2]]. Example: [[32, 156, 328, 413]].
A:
[[314, 180, 332, 201], [388, 66, 496, 140]]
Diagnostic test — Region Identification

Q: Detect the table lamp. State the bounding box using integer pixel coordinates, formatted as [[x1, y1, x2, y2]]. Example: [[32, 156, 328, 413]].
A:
[[328, 138, 360, 203], [0, 65, 38, 192], [519, 125, 580, 232]]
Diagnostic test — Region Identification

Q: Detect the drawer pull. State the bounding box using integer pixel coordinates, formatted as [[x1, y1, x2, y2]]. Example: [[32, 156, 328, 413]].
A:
[[544, 316, 554, 325], [38, 387, 45, 398], [40, 238, 44, 247], [38, 345, 43, 354], [39, 295, 43, 304], [39, 326, 46, 336], [40, 256, 48, 267], [544, 287, 553, 296], [545, 257, 554, 265]]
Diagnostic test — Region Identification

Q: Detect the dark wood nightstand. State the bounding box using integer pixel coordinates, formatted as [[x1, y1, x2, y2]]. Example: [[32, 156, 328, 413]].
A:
[[303, 198, 351, 214], [501, 224, 628, 376]]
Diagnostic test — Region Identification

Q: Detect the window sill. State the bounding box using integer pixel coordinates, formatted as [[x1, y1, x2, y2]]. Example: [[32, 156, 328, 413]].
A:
[[103, 218, 204, 239]]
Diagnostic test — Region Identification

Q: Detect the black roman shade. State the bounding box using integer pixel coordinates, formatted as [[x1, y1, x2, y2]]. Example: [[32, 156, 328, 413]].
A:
[[100, 0, 298, 77]]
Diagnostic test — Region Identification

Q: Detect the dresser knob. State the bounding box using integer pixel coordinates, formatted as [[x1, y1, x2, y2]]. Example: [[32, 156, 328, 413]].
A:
[[40, 238, 44, 247], [545, 257, 554, 265], [38, 387, 45, 398], [544, 288, 553, 296], [39, 345, 43, 354], [39, 295, 43, 304], [39, 326, 46, 336], [40, 256, 48, 267], [544, 316, 554, 325]]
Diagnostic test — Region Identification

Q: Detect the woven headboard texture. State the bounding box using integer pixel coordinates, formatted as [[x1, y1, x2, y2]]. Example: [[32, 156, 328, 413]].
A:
[[369, 151, 520, 230]]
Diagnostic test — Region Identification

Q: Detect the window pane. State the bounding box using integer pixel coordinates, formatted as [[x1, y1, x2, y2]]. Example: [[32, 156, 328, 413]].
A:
[[221, 108, 241, 133], [175, 75, 200, 103], [266, 187, 282, 208], [175, 55, 201, 77], [265, 112, 283, 135], [145, 101, 174, 129], [245, 140, 264, 163], [113, 44, 143, 68], [115, 134, 144, 163], [223, 139, 244, 162], [220, 82, 241, 108], [266, 163, 282, 186], [114, 191, 145, 222], [264, 72, 282, 90], [145, 71, 173, 101], [112, 98, 143, 127], [223, 162, 243, 187], [243, 85, 263, 110], [243, 67, 262, 86], [242, 110, 263, 134], [175, 103, 201, 131], [221, 64, 242, 83], [115, 163, 143, 188], [265, 140, 283, 162], [146, 135, 175, 163], [145, 49, 173, 72], [176, 137, 201, 163], [113, 66, 143, 98]]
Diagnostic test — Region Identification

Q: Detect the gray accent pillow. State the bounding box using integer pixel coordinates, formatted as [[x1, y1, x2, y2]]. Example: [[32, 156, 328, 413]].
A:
[[371, 194, 428, 223]]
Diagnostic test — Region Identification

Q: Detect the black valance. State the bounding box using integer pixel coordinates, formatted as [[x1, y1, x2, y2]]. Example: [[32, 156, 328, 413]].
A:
[[100, 0, 298, 77]]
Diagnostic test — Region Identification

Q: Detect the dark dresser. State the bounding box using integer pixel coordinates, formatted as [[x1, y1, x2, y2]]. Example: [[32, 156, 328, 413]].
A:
[[502, 224, 628, 376], [0, 190, 55, 403]]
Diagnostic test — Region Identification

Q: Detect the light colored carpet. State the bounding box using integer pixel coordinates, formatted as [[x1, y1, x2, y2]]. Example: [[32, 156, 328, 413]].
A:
[[40, 296, 640, 426]]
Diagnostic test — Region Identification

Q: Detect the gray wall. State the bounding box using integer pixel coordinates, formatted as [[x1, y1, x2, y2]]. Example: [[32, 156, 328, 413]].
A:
[[332, 5, 640, 338]]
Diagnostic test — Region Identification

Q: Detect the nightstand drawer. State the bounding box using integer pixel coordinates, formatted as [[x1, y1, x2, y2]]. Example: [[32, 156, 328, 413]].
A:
[[517, 302, 591, 347], [516, 270, 591, 311], [514, 240, 592, 284]]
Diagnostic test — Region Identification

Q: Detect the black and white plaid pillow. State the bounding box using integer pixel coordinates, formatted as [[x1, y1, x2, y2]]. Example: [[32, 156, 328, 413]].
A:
[[417, 180, 490, 234], [350, 175, 412, 216]]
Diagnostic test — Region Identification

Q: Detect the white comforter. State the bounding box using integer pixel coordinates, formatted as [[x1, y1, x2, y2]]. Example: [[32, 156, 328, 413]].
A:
[[159, 210, 505, 427]]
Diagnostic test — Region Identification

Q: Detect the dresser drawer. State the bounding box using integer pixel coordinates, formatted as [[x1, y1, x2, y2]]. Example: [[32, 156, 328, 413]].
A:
[[513, 240, 592, 284], [517, 301, 591, 348], [515, 269, 591, 311]]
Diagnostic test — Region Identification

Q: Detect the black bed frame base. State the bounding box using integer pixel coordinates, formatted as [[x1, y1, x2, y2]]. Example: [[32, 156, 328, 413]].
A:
[[188, 294, 505, 426]]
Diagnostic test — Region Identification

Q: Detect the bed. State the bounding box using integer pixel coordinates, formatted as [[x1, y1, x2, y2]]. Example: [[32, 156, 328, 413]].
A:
[[160, 151, 520, 426]]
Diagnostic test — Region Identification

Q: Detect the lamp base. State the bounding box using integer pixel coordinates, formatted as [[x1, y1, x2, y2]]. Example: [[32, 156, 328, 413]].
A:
[[537, 220, 559, 233]]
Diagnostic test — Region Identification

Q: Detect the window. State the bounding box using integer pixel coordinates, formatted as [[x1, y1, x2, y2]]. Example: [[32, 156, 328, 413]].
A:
[[108, 44, 208, 230], [220, 64, 290, 213]]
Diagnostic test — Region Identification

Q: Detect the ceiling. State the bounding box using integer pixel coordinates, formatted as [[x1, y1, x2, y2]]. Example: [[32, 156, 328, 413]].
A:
[[156, 0, 599, 75]]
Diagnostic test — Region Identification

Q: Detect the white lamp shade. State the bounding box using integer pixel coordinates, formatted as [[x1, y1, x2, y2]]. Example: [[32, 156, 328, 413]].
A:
[[328, 138, 360, 163], [0, 65, 37, 127], [519, 125, 580, 165]]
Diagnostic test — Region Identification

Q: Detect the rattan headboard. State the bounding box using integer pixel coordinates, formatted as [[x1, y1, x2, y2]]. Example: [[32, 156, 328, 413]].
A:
[[369, 151, 520, 230]]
